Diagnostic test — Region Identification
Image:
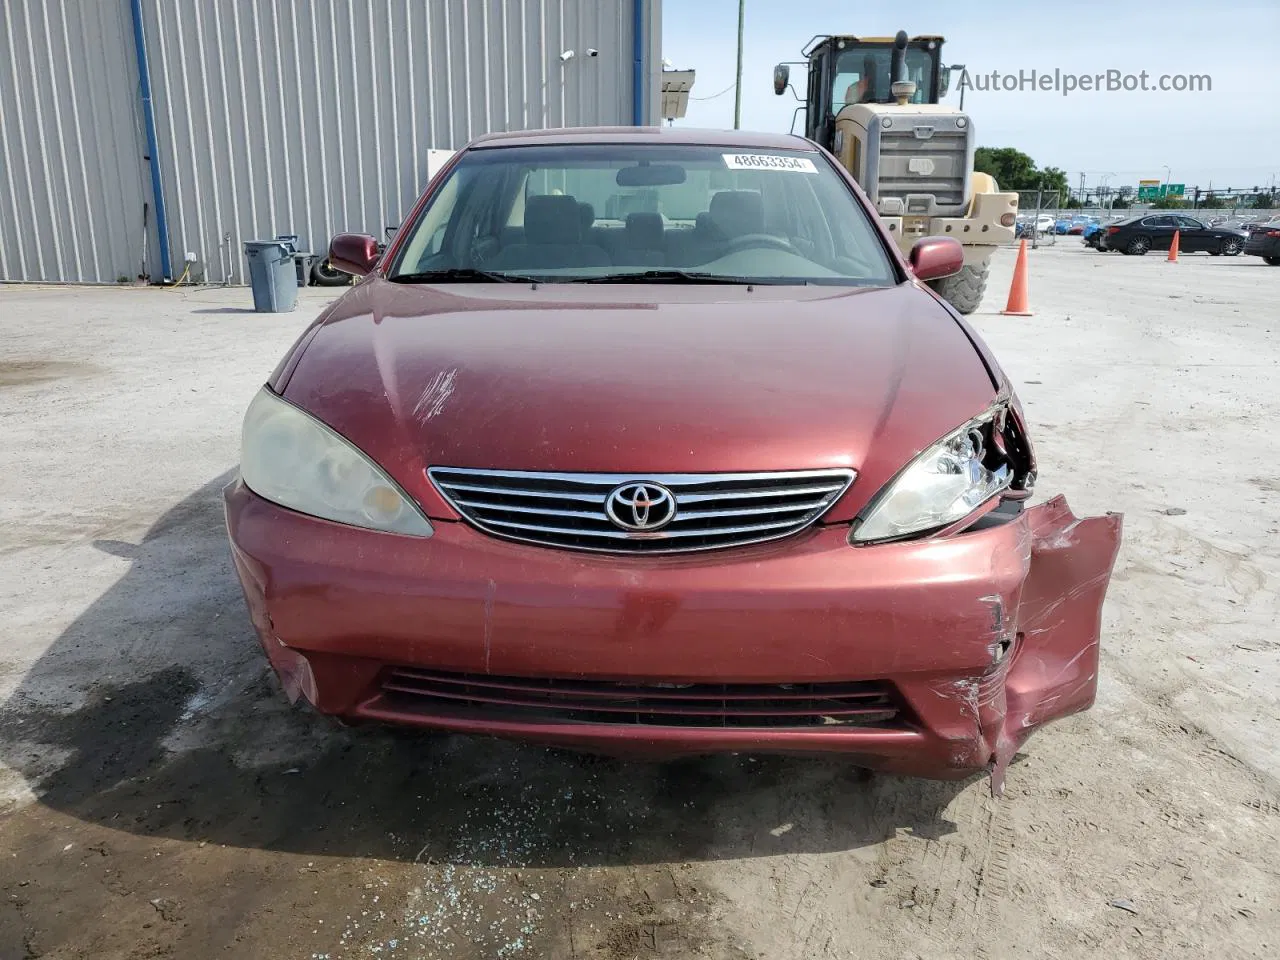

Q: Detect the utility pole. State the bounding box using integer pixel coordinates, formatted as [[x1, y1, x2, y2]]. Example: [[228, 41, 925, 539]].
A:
[[733, 0, 745, 129]]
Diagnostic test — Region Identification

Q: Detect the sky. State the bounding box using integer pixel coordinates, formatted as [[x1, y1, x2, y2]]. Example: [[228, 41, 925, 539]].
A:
[[661, 0, 1280, 193]]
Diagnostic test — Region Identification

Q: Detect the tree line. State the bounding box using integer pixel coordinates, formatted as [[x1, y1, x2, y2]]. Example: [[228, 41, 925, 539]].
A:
[[975, 146, 1277, 210]]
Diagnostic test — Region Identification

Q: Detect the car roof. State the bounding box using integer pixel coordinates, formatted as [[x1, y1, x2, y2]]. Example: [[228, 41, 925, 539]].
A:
[[467, 125, 816, 151]]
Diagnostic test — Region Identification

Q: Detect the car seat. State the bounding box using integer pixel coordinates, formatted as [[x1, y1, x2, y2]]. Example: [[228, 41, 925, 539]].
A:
[[487, 195, 611, 270]]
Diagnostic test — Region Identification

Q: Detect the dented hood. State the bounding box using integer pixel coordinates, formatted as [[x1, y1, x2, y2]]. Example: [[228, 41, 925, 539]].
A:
[[279, 278, 997, 520]]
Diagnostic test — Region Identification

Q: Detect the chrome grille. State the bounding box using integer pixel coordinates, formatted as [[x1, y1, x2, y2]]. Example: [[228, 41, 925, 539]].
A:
[[428, 467, 856, 553]]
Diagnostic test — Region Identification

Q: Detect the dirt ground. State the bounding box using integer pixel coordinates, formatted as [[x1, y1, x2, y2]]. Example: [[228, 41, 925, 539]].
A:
[[2, 243, 1278, 960]]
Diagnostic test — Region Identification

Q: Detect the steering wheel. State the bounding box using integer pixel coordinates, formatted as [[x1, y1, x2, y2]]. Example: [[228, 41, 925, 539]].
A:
[[721, 233, 799, 255]]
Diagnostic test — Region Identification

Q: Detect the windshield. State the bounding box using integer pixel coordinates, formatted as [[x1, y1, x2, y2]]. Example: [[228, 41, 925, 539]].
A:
[[386, 144, 896, 286], [832, 46, 936, 108]]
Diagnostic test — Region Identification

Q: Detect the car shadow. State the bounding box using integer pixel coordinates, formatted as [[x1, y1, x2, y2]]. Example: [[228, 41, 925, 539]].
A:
[[0, 472, 983, 869]]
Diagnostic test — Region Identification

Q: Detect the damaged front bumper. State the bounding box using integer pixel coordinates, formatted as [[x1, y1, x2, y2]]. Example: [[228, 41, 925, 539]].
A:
[[883, 192, 1019, 266], [225, 481, 1121, 793]]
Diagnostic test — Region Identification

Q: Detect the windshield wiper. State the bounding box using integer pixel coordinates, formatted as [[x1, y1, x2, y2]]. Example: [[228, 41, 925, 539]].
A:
[[387, 267, 534, 284], [576, 269, 773, 285]]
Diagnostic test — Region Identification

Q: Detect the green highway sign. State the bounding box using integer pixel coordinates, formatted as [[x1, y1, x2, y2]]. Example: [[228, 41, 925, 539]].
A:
[[1137, 182, 1187, 201]]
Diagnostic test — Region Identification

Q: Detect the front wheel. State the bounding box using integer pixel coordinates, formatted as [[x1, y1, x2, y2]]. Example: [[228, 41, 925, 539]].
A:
[[1126, 236, 1151, 256], [1264, 256, 1280, 266], [926, 261, 989, 315], [1220, 238, 1243, 256]]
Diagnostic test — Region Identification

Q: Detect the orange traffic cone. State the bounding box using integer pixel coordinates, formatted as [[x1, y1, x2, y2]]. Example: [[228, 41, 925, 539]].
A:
[[1167, 230, 1180, 262], [1002, 239, 1032, 316]]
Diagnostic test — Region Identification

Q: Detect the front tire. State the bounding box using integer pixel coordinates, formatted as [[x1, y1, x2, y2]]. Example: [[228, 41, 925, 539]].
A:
[[926, 261, 989, 315], [1220, 238, 1243, 256], [1264, 256, 1280, 266], [1126, 236, 1151, 256], [311, 258, 352, 287]]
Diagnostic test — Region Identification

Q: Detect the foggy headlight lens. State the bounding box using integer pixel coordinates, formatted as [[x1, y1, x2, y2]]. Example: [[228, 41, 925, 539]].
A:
[[240, 388, 433, 537], [852, 413, 1011, 543]]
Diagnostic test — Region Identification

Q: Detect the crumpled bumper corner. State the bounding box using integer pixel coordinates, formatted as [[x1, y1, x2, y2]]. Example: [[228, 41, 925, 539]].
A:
[[985, 495, 1124, 795]]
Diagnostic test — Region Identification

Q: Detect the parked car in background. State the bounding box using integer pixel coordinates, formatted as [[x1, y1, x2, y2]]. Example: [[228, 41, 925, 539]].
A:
[[224, 126, 1122, 789], [1053, 218, 1072, 235], [1244, 219, 1280, 265], [1098, 214, 1247, 255], [1067, 217, 1095, 235], [1034, 214, 1055, 234]]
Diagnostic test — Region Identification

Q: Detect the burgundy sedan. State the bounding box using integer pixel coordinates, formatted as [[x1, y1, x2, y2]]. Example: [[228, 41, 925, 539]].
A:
[[225, 127, 1121, 793]]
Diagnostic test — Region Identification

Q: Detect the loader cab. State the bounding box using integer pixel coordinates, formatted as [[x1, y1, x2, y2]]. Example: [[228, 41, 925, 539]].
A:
[[797, 35, 946, 151]]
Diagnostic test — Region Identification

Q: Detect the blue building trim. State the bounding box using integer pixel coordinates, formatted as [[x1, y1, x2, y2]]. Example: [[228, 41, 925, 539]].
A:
[[128, 0, 173, 282], [632, 0, 646, 125]]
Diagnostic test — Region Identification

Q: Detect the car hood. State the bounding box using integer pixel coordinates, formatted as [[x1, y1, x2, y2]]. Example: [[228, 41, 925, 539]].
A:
[[280, 278, 998, 522]]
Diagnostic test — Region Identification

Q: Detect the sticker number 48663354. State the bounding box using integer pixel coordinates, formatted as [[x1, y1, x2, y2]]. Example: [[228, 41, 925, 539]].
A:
[[721, 153, 818, 173]]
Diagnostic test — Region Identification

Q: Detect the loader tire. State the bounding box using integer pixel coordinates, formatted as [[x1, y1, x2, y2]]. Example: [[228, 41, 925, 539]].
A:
[[926, 261, 989, 315]]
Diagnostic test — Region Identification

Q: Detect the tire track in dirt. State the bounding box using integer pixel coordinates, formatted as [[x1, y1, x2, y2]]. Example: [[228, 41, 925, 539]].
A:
[[866, 777, 1004, 959]]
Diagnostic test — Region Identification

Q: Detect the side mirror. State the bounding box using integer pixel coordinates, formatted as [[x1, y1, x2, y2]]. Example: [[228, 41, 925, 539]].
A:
[[328, 233, 380, 276], [939, 68, 952, 98], [908, 236, 964, 282], [773, 63, 790, 96]]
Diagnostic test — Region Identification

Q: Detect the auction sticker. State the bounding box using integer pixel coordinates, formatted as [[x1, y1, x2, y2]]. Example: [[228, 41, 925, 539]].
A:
[[721, 153, 818, 173]]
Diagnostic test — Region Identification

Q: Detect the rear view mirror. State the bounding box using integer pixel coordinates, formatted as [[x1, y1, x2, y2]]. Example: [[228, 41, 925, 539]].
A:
[[908, 236, 964, 282], [773, 63, 790, 96], [940, 68, 953, 98], [328, 233, 380, 276], [616, 163, 686, 187]]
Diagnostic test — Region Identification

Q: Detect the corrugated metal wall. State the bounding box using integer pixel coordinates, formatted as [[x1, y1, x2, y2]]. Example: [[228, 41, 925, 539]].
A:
[[0, 0, 151, 283], [0, 0, 662, 285]]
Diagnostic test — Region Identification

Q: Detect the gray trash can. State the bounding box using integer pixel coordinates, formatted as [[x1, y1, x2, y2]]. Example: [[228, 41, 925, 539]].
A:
[[291, 252, 316, 287], [243, 241, 298, 312], [272, 235, 314, 287]]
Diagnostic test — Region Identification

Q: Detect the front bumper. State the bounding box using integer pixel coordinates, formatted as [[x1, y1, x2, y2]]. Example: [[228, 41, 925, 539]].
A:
[[882, 194, 1018, 267], [224, 481, 1121, 792]]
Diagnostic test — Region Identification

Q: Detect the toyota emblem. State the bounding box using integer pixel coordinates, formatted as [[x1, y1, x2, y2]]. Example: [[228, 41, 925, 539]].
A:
[[605, 482, 677, 532]]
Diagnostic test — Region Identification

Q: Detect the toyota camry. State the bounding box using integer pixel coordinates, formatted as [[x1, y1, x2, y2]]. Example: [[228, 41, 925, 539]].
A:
[[225, 127, 1122, 792]]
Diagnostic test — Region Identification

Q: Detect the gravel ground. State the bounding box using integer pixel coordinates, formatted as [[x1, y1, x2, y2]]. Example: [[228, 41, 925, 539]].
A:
[[1, 243, 1278, 959]]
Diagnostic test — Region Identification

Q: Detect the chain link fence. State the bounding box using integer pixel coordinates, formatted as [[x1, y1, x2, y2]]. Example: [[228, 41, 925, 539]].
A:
[[1013, 190, 1062, 246], [1007, 191, 1278, 246]]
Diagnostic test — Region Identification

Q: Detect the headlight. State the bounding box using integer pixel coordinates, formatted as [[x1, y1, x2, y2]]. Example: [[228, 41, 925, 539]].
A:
[[851, 409, 1013, 543], [240, 388, 433, 537]]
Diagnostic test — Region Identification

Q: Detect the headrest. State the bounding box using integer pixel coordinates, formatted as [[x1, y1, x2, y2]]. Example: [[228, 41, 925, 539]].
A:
[[578, 202, 595, 231], [525, 195, 583, 244], [709, 190, 765, 237], [625, 212, 664, 250]]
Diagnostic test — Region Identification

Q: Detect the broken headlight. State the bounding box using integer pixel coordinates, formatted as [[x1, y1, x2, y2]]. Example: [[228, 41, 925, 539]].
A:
[[851, 406, 1020, 544]]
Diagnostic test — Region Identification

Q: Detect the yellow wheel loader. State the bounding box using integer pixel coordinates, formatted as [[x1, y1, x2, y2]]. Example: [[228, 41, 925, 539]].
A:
[[775, 32, 1017, 313]]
